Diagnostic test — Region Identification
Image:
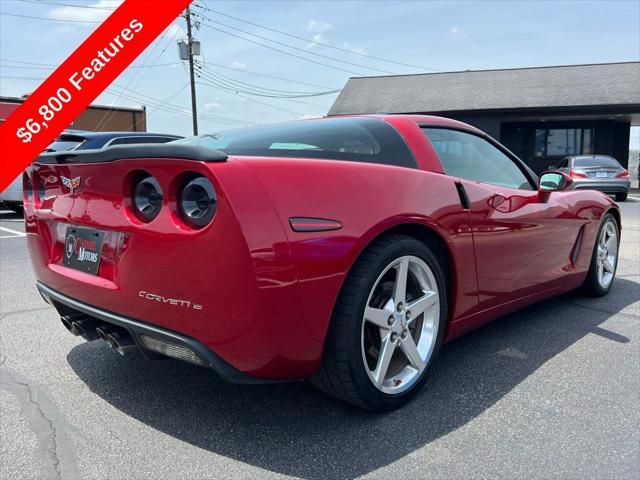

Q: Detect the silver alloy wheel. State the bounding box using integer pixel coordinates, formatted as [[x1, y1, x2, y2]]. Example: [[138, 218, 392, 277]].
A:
[[596, 219, 618, 289], [361, 255, 440, 394]]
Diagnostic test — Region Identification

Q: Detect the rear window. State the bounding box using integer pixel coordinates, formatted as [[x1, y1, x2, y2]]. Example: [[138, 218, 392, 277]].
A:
[[574, 156, 620, 168], [44, 135, 86, 152], [174, 117, 416, 168]]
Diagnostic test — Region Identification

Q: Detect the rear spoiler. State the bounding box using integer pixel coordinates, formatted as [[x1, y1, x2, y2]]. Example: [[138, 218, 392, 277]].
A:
[[34, 144, 228, 164]]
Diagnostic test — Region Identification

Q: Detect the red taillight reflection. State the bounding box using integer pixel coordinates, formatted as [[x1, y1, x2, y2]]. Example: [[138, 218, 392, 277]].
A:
[[569, 170, 588, 179], [22, 172, 33, 204], [616, 170, 630, 178]]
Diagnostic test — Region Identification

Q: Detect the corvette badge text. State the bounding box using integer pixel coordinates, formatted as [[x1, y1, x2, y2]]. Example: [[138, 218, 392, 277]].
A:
[[16, 19, 144, 144], [138, 291, 204, 311]]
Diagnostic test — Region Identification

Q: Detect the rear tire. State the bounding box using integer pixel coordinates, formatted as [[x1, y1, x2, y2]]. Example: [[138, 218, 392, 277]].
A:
[[581, 213, 619, 297], [615, 192, 627, 202], [310, 235, 448, 411]]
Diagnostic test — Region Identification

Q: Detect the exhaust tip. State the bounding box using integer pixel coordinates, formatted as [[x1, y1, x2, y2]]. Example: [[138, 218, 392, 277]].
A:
[[60, 316, 80, 336], [70, 318, 101, 341], [101, 328, 138, 356], [96, 325, 120, 342]]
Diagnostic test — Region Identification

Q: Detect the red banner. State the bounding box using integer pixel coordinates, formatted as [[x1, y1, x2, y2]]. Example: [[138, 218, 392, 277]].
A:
[[0, 0, 192, 192]]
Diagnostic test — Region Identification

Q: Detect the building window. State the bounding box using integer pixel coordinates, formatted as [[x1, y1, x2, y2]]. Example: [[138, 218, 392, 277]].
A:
[[534, 128, 595, 157]]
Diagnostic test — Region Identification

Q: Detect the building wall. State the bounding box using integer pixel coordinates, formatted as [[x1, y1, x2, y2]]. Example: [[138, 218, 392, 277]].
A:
[[0, 98, 145, 132], [437, 111, 631, 174], [500, 120, 630, 173], [73, 107, 146, 132], [443, 114, 502, 140]]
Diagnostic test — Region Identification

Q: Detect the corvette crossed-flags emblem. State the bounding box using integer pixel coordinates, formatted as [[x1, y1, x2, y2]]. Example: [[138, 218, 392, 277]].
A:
[[61, 176, 81, 195]]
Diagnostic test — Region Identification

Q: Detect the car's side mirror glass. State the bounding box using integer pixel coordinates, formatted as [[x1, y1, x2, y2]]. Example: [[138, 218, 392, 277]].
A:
[[538, 171, 572, 192]]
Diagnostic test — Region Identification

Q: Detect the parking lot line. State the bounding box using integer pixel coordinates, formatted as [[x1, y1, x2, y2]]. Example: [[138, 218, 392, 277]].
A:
[[0, 226, 26, 238]]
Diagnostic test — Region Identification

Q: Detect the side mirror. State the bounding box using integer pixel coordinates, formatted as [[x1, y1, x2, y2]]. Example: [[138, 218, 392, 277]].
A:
[[539, 171, 572, 192]]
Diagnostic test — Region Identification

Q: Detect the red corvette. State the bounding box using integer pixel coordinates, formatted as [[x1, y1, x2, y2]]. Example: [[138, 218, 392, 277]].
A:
[[24, 115, 620, 410]]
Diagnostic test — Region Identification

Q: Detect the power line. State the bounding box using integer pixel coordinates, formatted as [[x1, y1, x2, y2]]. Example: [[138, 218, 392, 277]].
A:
[[195, 17, 366, 76], [16, 0, 116, 10], [203, 68, 335, 95], [193, 11, 395, 75], [0, 57, 340, 90], [95, 25, 173, 130], [0, 75, 47, 81], [1, 58, 179, 69], [104, 87, 253, 127], [195, 2, 440, 72], [195, 62, 339, 97], [196, 80, 305, 116], [108, 83, 253, 125], [196, 66, 338, 99], [0, 74, 256, 127], [130, 82, 190, 131], [101, 89, 248, 128], [0, 11, 100, 23], [95, 17, 185, 130], [197, 61, 339, 90]]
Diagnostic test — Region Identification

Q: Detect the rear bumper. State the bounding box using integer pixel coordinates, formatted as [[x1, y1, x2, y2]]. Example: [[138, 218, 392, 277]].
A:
[[568, 179, 630, 193], [37, 281, 272, 384]]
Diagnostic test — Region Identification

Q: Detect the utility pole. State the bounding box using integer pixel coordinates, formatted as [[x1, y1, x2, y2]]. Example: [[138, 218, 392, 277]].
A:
[[185, 6, 198, 135]]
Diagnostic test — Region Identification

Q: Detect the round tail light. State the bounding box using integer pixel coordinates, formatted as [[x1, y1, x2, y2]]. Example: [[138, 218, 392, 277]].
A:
[[133, 176, 163, 222], [178, 176, 217, 228]]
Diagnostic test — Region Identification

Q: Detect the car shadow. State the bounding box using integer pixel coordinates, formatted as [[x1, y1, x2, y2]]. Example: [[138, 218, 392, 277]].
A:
[[67, 279, 639, 480]]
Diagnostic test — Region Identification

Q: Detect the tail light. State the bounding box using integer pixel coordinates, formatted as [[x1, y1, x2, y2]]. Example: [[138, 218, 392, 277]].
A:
[[178, 176, 217, 229], [616, 170, 630, 178], [132, 175, 163, 222], [569, 170, 588, 179]]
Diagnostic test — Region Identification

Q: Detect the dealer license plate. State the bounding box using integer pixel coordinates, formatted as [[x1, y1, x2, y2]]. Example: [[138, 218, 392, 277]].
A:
[[63, 226, 104, 275]]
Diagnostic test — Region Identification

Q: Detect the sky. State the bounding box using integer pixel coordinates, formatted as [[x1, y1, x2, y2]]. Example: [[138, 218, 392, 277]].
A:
[[0, 0, 639, 147]]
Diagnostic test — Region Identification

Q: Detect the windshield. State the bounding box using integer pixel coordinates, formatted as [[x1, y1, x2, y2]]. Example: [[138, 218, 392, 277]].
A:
[[574, 156, 620, 168], [173, 117, 416, 168]]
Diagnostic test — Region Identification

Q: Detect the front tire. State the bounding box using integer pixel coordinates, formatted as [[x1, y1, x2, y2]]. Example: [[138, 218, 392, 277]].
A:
[[615, 192, 627, 202], [581, 213, 619, 297], [310, 235, 448, 411]]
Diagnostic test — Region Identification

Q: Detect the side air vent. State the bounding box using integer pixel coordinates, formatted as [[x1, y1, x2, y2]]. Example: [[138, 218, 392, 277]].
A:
[[570, 225, 586, 265], [455, 182, 471, 210], [289, 217, 342, 232]]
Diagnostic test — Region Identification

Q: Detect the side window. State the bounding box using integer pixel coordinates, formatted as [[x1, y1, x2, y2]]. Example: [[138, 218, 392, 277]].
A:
[[108, 138, 126, 146], [557, 158, 569, 169], [422, 128, 533, 191]]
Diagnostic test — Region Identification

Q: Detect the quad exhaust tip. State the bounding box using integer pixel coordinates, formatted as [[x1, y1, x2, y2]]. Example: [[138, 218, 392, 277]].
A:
[[61, 316, 138, 356], [96, 325, 137, 356], [70, 318, 102, 341], [60, 314, 200, 363]]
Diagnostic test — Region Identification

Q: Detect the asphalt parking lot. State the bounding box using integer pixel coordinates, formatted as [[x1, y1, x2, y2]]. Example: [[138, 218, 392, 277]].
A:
[[1, 198, 638, 480]]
